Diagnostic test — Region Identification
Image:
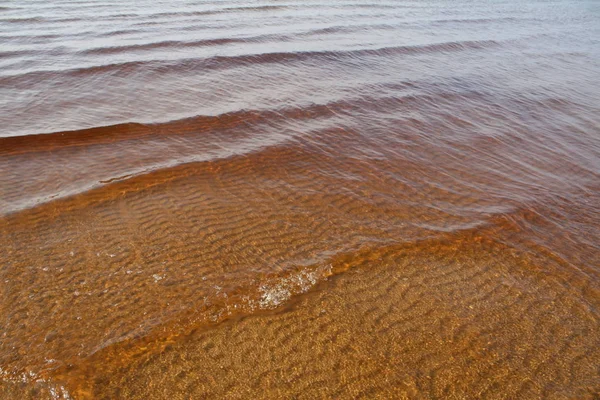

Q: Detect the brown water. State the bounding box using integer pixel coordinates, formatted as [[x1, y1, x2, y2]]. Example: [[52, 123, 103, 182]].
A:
[[1, 0, 600, 398]]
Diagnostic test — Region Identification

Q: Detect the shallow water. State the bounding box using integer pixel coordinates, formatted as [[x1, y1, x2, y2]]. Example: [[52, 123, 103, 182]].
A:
[[1, 0, 599, 398]]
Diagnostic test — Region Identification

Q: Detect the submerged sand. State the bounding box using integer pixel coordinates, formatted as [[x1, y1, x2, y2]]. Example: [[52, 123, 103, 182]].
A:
[[90, 238, 600, 399], [5, 235, 597, 399]]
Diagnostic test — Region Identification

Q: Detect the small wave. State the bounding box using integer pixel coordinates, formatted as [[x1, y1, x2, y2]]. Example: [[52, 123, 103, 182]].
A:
[[300, 23, 398, 37], [0, 122, 151, 156], [97, 28, 144, 37], [0, 86, 479, 156], [119, 5, 286, 21], [80, 35, 283, 55], [0, 40, 500, 88], [101, 12, 139, 19], [132, 10, 220, 18], [1, 15, 82, 24], [0, 49, 38, 58], [350, 3, 401, 9], [222, 5, 287, 12], [0, 33, 62, 41], [1, 17, 44, 23], [430, 17, 523, 24]]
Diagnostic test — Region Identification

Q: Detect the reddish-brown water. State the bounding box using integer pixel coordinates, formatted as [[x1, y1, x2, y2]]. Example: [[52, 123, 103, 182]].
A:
[[1, 0, 599, 398]]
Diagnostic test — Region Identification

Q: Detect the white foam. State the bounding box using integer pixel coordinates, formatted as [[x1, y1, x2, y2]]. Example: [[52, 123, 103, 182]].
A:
[[258, 265, 331, 309]]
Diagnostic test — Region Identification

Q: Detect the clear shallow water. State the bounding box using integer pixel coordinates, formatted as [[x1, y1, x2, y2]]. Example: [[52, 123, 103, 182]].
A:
[[0, 0, 599, 398]]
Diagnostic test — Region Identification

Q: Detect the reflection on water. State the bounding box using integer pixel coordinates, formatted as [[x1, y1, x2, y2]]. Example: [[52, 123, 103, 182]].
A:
[[0, 0, 599, 398]]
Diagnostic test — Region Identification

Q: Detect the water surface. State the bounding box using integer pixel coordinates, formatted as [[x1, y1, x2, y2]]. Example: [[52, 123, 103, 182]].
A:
[[0, 0, 599, 398]]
